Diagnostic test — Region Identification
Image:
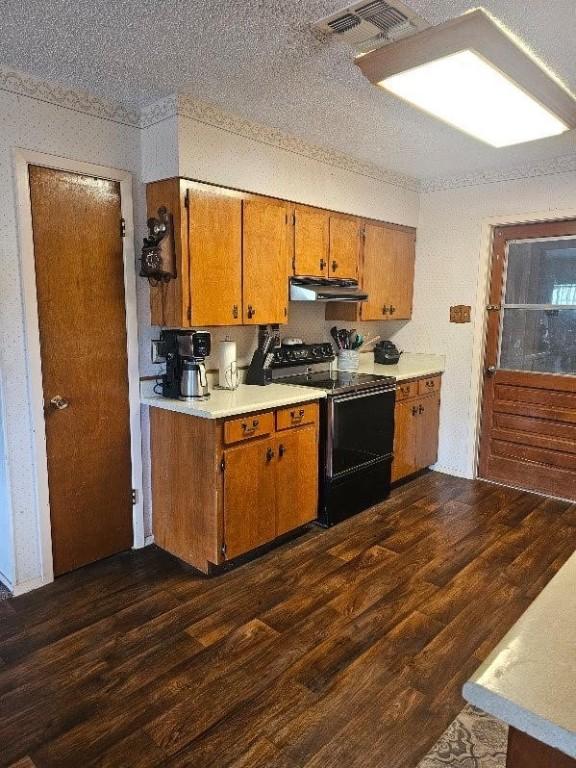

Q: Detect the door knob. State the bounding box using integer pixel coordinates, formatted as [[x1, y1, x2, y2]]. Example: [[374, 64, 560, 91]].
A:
[[486, 365, 497, 375], [49, 395, 69, 410]]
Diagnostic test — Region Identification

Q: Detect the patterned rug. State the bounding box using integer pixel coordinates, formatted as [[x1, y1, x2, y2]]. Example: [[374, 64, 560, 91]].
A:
[[417, 705, 507, 767]]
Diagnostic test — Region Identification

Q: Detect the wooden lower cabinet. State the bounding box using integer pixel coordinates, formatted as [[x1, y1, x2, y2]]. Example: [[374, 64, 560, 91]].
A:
[[150, 401, 319, 572], [275, 425, 319, 536], [223, 438, 277, 559], [392, 376, 441, 483]]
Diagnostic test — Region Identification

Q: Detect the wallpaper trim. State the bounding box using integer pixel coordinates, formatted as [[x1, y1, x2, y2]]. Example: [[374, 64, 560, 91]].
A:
[[0, 64, 140, 126]]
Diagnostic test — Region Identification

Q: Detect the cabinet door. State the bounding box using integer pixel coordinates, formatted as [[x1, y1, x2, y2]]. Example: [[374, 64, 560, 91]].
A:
[[294, 206, 329, 277], [275, 426, 318, 535], [388, 228, 416, 320], [391, 399, 418, 482], [243, 197, 292, 325], [416, 394, 440, 470], [223, 438, 276, 559], [329, 215, 360, 279], [188, 185, 243, 326], [360, 223, 416, 321], [360, 222, 394, 321]]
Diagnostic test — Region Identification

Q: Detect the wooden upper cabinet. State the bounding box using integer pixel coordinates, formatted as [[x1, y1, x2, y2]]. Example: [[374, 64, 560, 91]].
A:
[[188, 183, 243, 326], [329, 215, 360, 279], [243, 197, 292, 325], [294, 205, 329, 277], [360, 223, 415, 321], [387, 227, 416, 320]]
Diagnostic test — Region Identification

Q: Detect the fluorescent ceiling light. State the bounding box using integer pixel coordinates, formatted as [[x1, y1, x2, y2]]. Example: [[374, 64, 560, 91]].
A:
[[380, 50, 568, 147], [355, 9, 576, 147]]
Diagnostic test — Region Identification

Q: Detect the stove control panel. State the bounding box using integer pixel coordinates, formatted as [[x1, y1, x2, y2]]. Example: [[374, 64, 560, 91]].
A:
[[271, 342, 334, 368]]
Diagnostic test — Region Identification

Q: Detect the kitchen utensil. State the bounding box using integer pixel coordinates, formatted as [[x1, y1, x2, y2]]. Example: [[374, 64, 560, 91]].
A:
[[330, 326, 342, 349], [359, 335, 381, 351], [338, 329, 349, 350]]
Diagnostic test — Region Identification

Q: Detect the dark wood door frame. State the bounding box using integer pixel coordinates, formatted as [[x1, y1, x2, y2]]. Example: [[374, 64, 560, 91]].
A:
[[477, 218, 576, 501], [13, 150, 144, 593]]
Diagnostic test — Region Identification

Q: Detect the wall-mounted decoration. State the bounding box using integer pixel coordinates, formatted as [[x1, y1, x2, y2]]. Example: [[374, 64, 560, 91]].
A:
[[450, 305, 471, 323], [139, 207, 176, 284]]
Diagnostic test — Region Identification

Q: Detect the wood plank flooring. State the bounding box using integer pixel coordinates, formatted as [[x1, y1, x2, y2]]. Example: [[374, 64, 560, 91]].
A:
[[1, 472, 575, 768]]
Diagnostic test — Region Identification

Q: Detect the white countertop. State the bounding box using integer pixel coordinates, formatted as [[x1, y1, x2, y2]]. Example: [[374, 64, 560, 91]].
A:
[[463, 550, 576, 758], [140, 353, 445, 419], [358, 352, 445, 381], [141, 382, 325, 419]]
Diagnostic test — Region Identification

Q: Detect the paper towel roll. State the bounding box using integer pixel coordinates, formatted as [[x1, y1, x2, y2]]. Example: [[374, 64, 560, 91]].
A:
[[218, 339, 238, 390]]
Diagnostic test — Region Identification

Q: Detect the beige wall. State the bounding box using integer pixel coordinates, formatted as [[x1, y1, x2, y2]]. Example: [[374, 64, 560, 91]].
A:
[[393, 170, 576, 479]]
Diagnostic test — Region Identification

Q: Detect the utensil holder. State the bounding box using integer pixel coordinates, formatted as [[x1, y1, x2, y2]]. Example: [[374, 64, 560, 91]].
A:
[[338, 350, 360, 372]]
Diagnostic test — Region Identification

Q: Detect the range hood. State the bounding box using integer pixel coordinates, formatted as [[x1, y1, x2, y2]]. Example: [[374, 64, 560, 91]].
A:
[[290, 277, 368, 302]]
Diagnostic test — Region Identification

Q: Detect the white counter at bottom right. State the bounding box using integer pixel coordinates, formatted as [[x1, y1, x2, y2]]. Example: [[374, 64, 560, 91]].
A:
[[463, 548, 576, 759]]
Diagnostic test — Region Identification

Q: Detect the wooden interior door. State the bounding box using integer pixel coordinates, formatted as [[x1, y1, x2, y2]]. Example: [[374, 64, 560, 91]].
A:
[[294, 205, 329, 277], [275, 426, 318, 535], [187, 184, 243, 326], [329, 215, 360, 279], [478, 220, 576, 500], [360, 222, 393, 321], [242, 197, 291, 324], [223, 438, 276, 559], [29, 165, 133, 576]]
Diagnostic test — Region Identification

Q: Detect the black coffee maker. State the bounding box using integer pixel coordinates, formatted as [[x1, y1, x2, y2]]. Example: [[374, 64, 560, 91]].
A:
[[153, 329, 211, 399]]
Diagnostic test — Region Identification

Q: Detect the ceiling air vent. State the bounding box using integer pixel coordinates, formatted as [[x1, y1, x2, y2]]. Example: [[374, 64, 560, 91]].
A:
[[313, 0, 429, 54]]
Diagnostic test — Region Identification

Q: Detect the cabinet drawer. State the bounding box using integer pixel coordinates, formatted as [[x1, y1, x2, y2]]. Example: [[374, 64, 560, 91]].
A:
[[276, 402, 317, 431], [396, 380, 418, 400], [224, 411, 274, 445], [418, 376, 441, 396]]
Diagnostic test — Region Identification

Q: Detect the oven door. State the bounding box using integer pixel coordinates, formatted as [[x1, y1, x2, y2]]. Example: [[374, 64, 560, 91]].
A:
[[327, 386, 396, 480]]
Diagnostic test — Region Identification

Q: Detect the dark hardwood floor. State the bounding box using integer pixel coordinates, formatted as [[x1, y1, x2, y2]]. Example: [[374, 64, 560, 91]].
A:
[[1, 472, 575, 768]]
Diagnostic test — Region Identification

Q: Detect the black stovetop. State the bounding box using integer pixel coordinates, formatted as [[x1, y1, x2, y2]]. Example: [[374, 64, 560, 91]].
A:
[[278, 370, 395, 394]]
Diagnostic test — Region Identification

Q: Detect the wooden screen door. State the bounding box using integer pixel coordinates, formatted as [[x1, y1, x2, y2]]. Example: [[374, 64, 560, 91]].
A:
[[478, 219, 576, 500], [29, 165, 133, 575]]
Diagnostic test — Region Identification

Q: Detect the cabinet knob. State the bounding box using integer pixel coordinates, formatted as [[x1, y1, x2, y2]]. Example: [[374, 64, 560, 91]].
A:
[[247, 305, 256, 319], [232, 304, 239, 319], [419, 405, 425, 414], [278, 443, 286, 458], [412, 405, 418, 416], [320, 258, 327, 271], [382, 306, 389, 315], [389, 305, 396, 315], [266, 447, 275, 462], [331, 260, 338, 273]]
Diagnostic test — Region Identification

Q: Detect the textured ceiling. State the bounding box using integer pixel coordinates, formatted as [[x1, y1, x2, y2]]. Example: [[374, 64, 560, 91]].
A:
[[3, 0, 576, 181]]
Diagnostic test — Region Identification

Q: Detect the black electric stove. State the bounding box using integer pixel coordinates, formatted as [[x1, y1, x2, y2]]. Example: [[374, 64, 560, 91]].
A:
[[274, 343, 397, 527], [279, 370, 395, 394]]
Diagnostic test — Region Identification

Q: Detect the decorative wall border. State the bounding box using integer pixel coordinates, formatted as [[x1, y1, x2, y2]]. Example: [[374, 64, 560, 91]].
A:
[[3, 62, 576, 195], [140, 93, 421, 191], [422, 150, 576, 192], [0, 64, 140, 126]]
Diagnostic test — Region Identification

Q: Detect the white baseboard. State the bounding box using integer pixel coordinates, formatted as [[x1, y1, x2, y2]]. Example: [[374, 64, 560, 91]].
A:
[[12, 575, 52, 596], [432, 464, 474, 480]]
